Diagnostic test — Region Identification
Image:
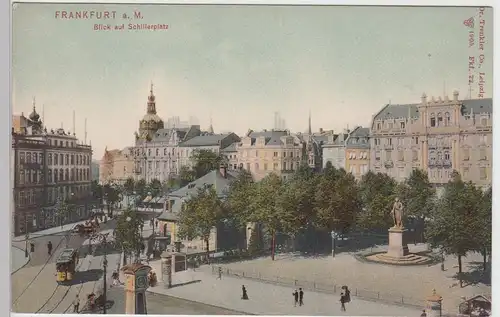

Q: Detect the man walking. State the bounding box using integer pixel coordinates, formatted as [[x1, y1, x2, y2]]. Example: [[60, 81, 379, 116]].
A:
[[72, 295, 80, 313], [299, 288, 304, 306], [292, 289, 299, 307]]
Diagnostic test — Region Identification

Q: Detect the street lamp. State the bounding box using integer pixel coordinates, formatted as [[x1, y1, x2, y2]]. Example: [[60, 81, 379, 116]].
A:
[[90, 232, 109, 314], [330, 230, 338, 258], [24, 218, 30, 258]]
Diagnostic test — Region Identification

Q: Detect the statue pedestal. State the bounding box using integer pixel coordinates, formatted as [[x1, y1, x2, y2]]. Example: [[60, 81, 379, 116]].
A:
[[387, 227, 409, 258]]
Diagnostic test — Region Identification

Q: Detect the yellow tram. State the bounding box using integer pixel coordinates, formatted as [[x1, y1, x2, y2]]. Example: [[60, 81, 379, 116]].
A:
[[56, 248, 79, 284]]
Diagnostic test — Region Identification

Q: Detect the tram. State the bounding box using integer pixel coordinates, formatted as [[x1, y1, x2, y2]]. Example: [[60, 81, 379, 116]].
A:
[[56, 248, 79, 284]]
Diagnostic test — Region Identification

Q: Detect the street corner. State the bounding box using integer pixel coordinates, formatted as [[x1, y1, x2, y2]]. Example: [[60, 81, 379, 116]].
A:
[[11, 245, 30, 274]]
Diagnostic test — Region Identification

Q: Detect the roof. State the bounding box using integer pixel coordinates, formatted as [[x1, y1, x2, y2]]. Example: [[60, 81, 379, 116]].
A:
[[56, 248, 77, 263], [151, 127, 190, 142], [373, 98, 493, 122], [221, 142, 238, 153], [346, 127, 370, 149], [178, 133, 232, 147], [245, 130, 297, 146], [169, 169, 238, 198], [157, 211, 180, 222]]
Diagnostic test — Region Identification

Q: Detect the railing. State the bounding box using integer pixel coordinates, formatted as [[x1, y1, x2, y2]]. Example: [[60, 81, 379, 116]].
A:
[[210, 266, 426, 308]]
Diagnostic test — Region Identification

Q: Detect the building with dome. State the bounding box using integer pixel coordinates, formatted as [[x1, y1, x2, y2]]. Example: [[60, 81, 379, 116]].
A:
[[12, 99, 94, 236]]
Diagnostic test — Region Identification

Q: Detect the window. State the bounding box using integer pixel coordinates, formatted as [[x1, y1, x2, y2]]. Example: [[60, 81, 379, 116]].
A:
[[352, 153, 357, 159], [400, 122, 406, 129], [463, 148, 470, 161], [255, 151, 258, 157], [444, 151, 450, 161], [27, 153, 31, 163], [156, 149, 159, 156], [412, 150, 418, 161], [481, 117, 488, 126], [437, 113, 443, 126], [480, 149, 487, 160], [48, 170, 52, 183], [39, 153, 44, 165], [445, 112, 451, 126], [377, 123, 381, 130], [20, 153, 25, 164], [60, 154, 64, 165], [264, 163, 268, 170], [430, 113, 436, 127], [375, 151, 381, 161], [388, 138, 392, 145], [388, 122, 393, 129], [398, 151, 404, 161], [374, 138, 380, 146], [462, 167, 469, 178], [246, 163, 250, 170], [437, 151, 443, 161], [32, 154, 37, 163], [283, 162, 287, 170], [479, 134, 487, 144], [273, 152, 278, 157], [283, 152, 287, 158], [164, 148, 167, 155], [65, 154, 69, 165], [148, 161, 152, 169], [429, 151, 436, 161], [19, 170, 24, 184], [65, 169, 69, 181], [290, 162, 294, 170], [273, 163, 278, 170], [385, 151, 392, 161], [148, 149, 152, 156], [480, 167, 487, 180], [254, 163, 259, 171], [349, 165, 354, 174], [54, 169, 58, 182], [290, 151, 293, 157], [398, 138, 404, 146], [59, 169, 63, 181]]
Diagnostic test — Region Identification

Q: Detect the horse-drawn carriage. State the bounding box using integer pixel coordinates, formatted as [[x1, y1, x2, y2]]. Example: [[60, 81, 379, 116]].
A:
[[73, 218, 100, 236]]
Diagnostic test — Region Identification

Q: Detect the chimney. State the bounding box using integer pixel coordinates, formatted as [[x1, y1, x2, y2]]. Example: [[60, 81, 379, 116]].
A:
[[219, 163, 227, 178], [319, 128, 323, 133], [453, 90, 459, 101], [421, 93, 427, 104]]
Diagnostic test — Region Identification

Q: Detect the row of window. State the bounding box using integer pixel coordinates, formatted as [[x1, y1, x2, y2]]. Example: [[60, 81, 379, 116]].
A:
[[48, 139, 76, 148], [374, 134, 489, 147], [375, 113, 490, 130], [241, 150, 302, 158], [47, 168, 90, 183], [373, 148, 488, 163], [348, 164, 369, 175], [19, 152, 44, 165], [374, 166, 489, 181], [375, 121, 407, 131], [347, 152, 369, 160], [48, 153, 90, 166], [242, 161, 297, 172], [18, 170, 44, 185]]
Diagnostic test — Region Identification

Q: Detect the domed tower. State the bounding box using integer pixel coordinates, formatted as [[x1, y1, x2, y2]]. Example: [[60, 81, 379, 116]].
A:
[[27, 97, 43, 134], [138, 82, 164, 141]]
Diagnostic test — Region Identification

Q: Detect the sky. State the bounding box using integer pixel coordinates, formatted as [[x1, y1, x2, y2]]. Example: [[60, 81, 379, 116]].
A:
[[12, 4, 493, 159]]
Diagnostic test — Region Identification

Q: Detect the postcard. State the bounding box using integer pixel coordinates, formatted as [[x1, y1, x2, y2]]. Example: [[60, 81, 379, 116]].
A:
[[11, 3, 493, 316]]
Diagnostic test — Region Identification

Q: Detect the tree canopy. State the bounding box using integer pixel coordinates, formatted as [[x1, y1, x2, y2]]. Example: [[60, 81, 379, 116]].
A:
[[114, 207, 143, 259]]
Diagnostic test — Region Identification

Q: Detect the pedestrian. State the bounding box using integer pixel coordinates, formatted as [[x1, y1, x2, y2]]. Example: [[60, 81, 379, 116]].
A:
[[47, 241, 53, 256], [241, 285, 249, 300], [72, 294, 80, 313], [30, 241, 35, 253], [292, 289, 299, 307], [217, 266, 222, 279], [340, 289, 346, 311], [111, 270, 120, 287], [299, 288, 304, 306], [420, 309, 427, 317], [155, 219, 158, 229]]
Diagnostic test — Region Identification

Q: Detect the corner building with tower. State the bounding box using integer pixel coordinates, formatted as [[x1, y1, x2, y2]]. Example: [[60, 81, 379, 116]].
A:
[[370, 91, 492, 190], [12, 101, 93, 236]]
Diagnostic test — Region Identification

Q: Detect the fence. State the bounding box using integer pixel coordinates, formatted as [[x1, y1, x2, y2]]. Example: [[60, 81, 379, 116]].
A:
[[210, 266, 426, 308]]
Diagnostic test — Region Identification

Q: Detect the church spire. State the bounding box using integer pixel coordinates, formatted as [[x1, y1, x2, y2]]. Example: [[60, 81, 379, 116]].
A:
[[308, 109, 312, 135], [208, 112, 214, 134]]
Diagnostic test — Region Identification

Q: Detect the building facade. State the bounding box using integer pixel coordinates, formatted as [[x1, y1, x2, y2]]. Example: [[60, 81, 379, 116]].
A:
[[236, 130, 304, 181], [345, 127, 370, 180], [177, 133, 241, 168], [132, 84, 203, 183], [322, 129, 350, 170], [99, 147, 135, 184], [12, 105, 93, 235], [370, 92, 492, 188]]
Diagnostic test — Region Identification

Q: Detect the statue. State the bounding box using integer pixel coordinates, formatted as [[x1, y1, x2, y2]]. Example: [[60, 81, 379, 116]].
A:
[[391, 197, 404, 228]]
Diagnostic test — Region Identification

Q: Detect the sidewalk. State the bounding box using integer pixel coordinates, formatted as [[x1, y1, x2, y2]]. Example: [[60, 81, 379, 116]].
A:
[[11, 245, 29, 274], [12, 220, 88, 242], [142, 260, 423, 316]]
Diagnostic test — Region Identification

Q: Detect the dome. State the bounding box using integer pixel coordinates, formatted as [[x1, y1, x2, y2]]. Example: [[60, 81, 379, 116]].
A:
[[141, 113, 163, 123], [29, 107, 40, 121]]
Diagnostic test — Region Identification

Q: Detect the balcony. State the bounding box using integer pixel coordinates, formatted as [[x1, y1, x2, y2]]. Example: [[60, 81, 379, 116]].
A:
[[428, 160, 435, 167], [384, 144, 394, 150], [443, 160, 452, 168], [20, 162, 43, 169], [384, 160, 394, 168]]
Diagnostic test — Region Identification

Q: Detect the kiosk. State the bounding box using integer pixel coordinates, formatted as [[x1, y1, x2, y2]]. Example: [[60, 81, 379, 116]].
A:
[[122, 263, 152, 314]]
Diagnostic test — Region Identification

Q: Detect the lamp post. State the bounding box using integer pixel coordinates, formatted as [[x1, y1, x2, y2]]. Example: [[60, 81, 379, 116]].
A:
[[91, 232, 109, 314], [330, 230, 338, 258], [24, 218, 30, 258]]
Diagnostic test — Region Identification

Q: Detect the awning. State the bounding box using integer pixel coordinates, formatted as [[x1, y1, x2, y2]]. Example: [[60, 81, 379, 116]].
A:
[[157, 197, 167, 204], [142, 196, 152, 203]]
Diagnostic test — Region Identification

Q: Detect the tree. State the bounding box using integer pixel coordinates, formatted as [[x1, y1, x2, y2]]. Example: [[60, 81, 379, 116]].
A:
[[426, 171, 480, 287], [226, 169, 255, 231], [357, 171, 397, 230], [134, 179, 147, 198], [314, 167, 359, 234], [179, 166, 196, 187], [177, 186, 224, 261], [103, 184, 121, 211], [123, 177, 135, 195], [191, 149, 224, 178], [148, 178, 162, 197], [247, 226, 263, 256], [56, 198, 74, 228], [473, 186, 492, 272], [91, 180, 103, 204], [249, 173, 284, 261], [115, 207, 143, 264]]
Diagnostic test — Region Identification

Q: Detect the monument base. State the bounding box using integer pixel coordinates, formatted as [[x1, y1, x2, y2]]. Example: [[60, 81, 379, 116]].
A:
[[387, 227, 409, 257]]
